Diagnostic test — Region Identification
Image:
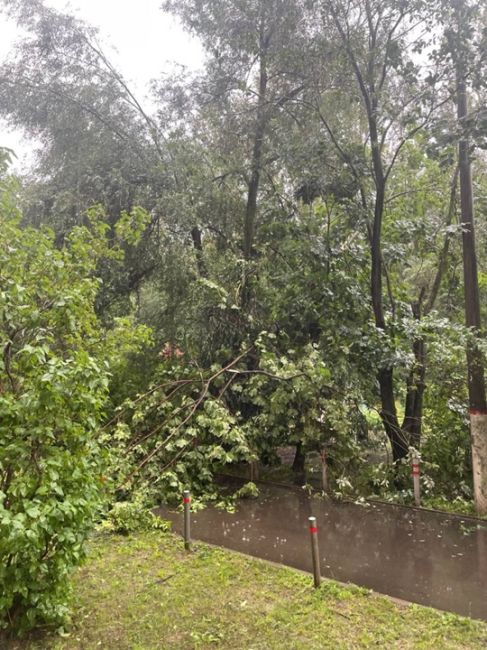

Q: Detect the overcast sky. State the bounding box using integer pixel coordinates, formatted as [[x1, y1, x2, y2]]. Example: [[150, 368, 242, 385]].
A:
[[1, 0, 204, 166]]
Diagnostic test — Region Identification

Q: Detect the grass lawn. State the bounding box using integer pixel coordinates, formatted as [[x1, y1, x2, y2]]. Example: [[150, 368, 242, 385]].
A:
[[4, 530, 487, 649]]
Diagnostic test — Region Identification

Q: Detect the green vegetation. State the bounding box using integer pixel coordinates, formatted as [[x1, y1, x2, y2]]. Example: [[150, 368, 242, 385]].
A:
[[3, 531, 487, 650], [2, 0, 487, 637], [0, 174, 149, 630], [0, 196, 109, 630]]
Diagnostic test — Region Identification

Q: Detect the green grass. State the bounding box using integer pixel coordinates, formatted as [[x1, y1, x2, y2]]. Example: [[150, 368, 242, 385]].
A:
[[3, 531, 487, 649]]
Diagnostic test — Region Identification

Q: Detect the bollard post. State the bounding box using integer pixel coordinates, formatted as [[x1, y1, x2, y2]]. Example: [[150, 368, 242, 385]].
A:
[[183, 489, 192, 551], [412, 455, 421, 507], [308, 516, 321, 588]]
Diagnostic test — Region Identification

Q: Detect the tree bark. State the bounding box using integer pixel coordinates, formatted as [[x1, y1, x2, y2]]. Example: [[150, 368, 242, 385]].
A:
[[320, 450, 329, 493], [241, 13, 269, 306], [402, 297, 426, 449], [368, 101, 405, 461], [457, 77, 486, 410], [329, 0, 407, 462], [292, 441, 305, 473], [456, 48, 487, 514], [191, 226, 207, 277], [471, 414, 487, 513]]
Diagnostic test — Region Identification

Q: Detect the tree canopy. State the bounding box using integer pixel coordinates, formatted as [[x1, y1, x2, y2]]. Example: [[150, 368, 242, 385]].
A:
[[1, 0, 487, 631]]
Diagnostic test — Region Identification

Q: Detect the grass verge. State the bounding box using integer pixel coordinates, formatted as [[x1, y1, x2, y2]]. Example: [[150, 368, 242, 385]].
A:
[[3, 530, 487, 649]]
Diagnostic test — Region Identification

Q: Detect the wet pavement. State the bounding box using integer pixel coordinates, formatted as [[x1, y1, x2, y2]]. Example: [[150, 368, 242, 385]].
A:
[[156, 481, 487, 620]]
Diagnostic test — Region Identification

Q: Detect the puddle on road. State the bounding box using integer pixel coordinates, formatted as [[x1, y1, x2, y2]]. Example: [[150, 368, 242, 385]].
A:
[[156, 482, 487, 620]]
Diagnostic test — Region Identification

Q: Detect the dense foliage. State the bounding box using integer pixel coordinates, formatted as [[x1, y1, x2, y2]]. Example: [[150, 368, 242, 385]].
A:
[[1, 0, 487, 632], [0, 194, 104, 629], [0, 165, 151, 630]]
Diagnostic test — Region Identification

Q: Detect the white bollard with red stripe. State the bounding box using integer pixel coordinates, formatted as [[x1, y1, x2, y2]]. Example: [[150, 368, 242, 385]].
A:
[[412, 455, 421, 507], [308, 516, 321, 587]]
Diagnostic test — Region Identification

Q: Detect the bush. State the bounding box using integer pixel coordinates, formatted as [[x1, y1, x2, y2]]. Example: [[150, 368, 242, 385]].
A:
[[103, 501, 171, 535], [0, 188, 137, 632], [234, 482, 259, 499]]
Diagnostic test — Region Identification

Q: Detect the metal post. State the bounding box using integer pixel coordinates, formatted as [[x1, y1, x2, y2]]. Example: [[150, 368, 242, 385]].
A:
[[308, 516, 321, 587], [412, 455, 421, 507], [183, 490, 192, 551]]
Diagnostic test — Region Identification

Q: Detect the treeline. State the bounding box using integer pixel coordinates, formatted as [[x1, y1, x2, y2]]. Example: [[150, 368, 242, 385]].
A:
[[1, 1, 487, 511], [3, 0, 487, 631]]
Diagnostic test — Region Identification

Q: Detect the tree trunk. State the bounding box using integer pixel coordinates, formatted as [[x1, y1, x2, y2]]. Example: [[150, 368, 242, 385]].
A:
[[402, 297, 426, 450], [471, 414, 487, 513], [292, 441, 305, 473], [378, 367, 407, 462], [369, 109, 406, 462], [456, 59, 487, 514], [320, 450, 328, 493], [404, 345, 426, 451], [191, 226, 206, 277], [242, 15, 268, 306]]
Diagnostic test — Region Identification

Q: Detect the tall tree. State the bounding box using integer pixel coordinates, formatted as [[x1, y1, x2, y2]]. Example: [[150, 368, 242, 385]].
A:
[[163, 0, 309, 305], [0, 0, 172, 316], [315, 0, 448, 461], [447, 0, 487, 514]]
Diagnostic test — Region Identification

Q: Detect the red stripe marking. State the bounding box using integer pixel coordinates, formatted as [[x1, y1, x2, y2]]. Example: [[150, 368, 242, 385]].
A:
[[469, 409, 487, 416], [309, 526, 318, 534], [183, 497, 191, 504]]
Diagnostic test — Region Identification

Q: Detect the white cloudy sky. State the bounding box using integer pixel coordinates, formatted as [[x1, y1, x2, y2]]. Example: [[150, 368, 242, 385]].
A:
[[0, 0, 203, 165]]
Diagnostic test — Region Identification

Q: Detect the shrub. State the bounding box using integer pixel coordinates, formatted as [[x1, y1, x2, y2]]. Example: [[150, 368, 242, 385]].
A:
[[103, 501, 171, 535], [0, 187, 137, 632], [234, 482, 259, 499]]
